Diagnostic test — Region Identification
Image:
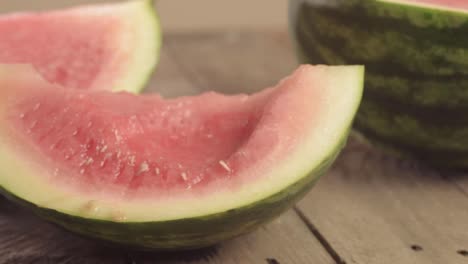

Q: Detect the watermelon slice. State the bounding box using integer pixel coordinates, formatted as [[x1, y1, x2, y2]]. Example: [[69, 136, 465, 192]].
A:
[[0, 0, 160, 92], [0, 64, 363, 249]]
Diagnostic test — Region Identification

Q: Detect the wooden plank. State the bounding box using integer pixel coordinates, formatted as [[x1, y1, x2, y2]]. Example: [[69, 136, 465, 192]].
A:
[[297, 137, 468, 264], [0, 33, 334, 264], [164, 31, 296, 94]]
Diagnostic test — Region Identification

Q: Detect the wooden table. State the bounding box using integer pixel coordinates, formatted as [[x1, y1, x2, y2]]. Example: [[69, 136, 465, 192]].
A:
[[2, 31, 468, 264]]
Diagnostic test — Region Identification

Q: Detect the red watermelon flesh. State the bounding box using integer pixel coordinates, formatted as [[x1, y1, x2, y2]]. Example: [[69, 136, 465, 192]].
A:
[[0, 0, 159, 91], [0, 64, 335, 200], [392, 0, 468, 9]]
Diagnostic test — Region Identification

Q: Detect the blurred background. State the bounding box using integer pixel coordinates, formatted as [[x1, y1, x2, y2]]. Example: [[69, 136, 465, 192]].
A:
[[0, 0, 287, 32]]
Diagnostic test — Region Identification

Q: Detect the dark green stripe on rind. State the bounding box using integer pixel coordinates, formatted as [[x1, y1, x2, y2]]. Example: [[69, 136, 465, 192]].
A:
[[301, 7, 468, 77], [0, 133, 349, 250], [346, 0, 468, 28], [350, 129, 468, 170], [365, 73, 468, 109], [356, 99, 468, 152], [351, 128, 468, 169], [296, 23, 468, 109]]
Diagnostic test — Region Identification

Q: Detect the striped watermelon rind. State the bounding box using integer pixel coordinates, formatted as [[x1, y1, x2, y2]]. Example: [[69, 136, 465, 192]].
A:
[[290, 0, 468, 168]]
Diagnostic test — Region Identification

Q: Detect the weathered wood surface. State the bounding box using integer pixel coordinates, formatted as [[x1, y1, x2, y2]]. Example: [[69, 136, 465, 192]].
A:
[[1, 31, 468, 264]]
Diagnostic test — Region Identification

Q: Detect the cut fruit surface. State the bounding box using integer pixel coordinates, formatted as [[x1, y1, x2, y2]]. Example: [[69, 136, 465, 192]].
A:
[[0, 64, 363, 249], [380, 0, 468, 10], [0, 0, 160, 92]]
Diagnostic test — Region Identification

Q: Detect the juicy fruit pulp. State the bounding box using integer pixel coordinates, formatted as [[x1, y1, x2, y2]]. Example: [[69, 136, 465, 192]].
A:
[[0, 64, 363, 248], [12, 84, 275, 196], [0, 0, 160, 92], [291, 0, 468, 168], [394, 0, 468, 9]]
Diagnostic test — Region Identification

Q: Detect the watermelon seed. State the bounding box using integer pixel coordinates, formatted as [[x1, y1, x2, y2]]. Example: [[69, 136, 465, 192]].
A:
[[87, 121, 93, 128], [138, 162, 149, 175], [219, 160, 231, 173], [72, 130, 78, 136], [114, 130, 122, 142], [155, 168, 160, 175], [30, 120, 37, 129], [84, 157, 94, 166], [80, 168, 85, 175], [101, 145, 108, 153], [19, 113, 25, 119], [33, 103, 41, 111], [128, 155, 136, 166], [181, 172, 188, 181], [192, 175, 203, 185], [177, 163, 183, 169]]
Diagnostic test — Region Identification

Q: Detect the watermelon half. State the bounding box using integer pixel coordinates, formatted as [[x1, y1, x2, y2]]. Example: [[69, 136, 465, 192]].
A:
[[290, 0, 468, 168], [0, 0, 160, 92], [0, 64, 363, 249]]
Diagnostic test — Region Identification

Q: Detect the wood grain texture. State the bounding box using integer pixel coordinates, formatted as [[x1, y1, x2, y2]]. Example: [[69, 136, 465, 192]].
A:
[[297, 137, 468, 264], [0, 34, 333, 264], [164, 31, 296, 94]]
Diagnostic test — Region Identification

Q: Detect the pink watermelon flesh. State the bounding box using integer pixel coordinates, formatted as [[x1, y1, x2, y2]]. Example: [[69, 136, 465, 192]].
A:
[[0, 3, 142, 90], [1, 65, 322, 199], [402, 0, 467, 9]]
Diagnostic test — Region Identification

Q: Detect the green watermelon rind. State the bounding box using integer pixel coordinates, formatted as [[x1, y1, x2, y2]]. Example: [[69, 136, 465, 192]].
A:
[[131, 0, 162, 94], [108, 0, 162, 94], [300, 8, 468, 76], [296, 24, 468, 109], [350, 129, 468, 169], [0, 133, 348, 250], [292, 0, 468, 168], [355, 100, 468, 151], [353, 0, 468, 26]]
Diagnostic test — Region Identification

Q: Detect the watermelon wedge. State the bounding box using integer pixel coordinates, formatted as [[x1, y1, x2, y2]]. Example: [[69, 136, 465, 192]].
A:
[[290, 0, 468, 168], [0, 64, 363, 249], [0, 0, 160, 92]]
